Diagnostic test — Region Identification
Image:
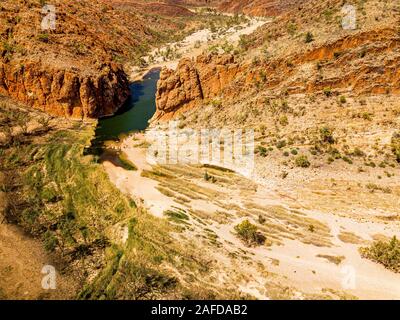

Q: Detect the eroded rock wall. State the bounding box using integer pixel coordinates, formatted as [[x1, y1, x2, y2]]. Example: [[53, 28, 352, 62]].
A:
[[154, 27, 400, 122], [154, 54, 240, 121], [0, 60, 130, 118]]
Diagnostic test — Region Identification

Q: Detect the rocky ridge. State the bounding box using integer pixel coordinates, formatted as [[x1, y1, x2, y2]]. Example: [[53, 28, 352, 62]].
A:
[[0, 59, 130, 118], [0, 0, 202, 118], [218, 0, 310, 17], [154, 0, 400, 121]]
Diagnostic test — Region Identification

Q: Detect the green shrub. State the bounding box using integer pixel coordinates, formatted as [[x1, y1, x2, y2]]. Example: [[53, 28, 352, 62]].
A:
[[43, 230, 58, 252], [362, 112, 373, 121], [259, 71, 267, 82], [204, 171, 216, 183], [41, 186, 59, 203], [211, 99, 222, 108], [328, 147, 342, 159], [239, 34, 251, 50], [287, 22, 297, 36], [1, 40, 16, 56], [276, 140, 286, 149], [342, 156, 353, 164], [309, 148, 318, 156], [258, 215, 266, 224], [295, 155, 310, 168], [352, 147, 365, 157], [391, 132, 400, 163], [37, 33, 50, 43], [360, 236, 400, 273], [323, 87, 332, 97], [234, 220, 265, 246], [255, 145, 267, 157], [320, 127, 335, 144], [305, 32, 314, 43], [279, 115, 288, 126], [365, 161, 376, 168], [334, 51, 342, 59]]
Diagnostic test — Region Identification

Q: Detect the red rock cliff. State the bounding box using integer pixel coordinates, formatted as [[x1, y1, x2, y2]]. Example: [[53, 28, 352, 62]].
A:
[[154, 53, 240, 121], [0, 59, 130, 118]]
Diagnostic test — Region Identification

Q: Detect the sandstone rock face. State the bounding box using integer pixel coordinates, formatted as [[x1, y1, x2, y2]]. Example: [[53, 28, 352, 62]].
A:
[[0, 0, 199, 119], [154, 25, 400, 122], [218, 0, 309, 17], [154, 54, 239, 121], [0, 60, 130, 118]]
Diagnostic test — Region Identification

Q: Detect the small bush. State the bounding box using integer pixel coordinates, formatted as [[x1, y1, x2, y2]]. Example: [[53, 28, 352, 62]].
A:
[[41, 186, 59, 203], [365, 161, 376, 168], [342, 156, 353, 164], [279, 115, 288, 126], [255, 145, 267, 157], [323, 87, 332, 97], [295, 155, 310, 168], [37, 33, 50, 43], [276, 140, 286, 149], [359, 236, 400, 273], [362, 112, 373, 121], [239, 34, 251, 51], [258, 215, 266, 224], [234, 220, 265, 246], [391, 132, 400, 163], [333, 51, 342, 59], [287, 22, 297, 36], [352, 147, 365, 157], [211, 99, 222, 108], [204, 171, 216, 183], [305, 32, 314, 43], [320, 127, 335, 144], [43, 230, 58, 252], [328, 147, 341, 159]]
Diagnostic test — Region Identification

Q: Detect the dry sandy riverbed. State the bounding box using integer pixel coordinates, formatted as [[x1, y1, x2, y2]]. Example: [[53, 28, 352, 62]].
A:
[[103, 14, 400, 300], [103, 132, 400, 300], [129, 16, 269, 81]]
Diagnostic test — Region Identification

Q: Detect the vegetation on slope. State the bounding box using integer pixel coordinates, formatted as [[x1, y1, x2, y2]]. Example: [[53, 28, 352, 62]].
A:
[[0, 99, 240, 299], [360, 236, 400, 273]]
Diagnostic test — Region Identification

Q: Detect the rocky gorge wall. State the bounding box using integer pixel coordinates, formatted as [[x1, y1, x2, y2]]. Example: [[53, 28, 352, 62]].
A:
[[0, 0, 199, 119], [154, 53, 241, 121], [153, 27, 400, 122], [0, 59, 130, 118], [218, 0, 310, 17]]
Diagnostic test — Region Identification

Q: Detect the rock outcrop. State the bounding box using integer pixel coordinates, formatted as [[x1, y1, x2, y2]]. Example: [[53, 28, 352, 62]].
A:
[[0, 0, 201, 118], [0, 59, 130, 118], [154, 24, 400, 122], [218, 0, 309, 17], [154, 54, 240, 121]]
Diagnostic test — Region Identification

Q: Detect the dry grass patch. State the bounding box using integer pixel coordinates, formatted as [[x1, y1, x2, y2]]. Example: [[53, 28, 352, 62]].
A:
[[338, 231, 364, 244], [316, 254, 345, 265], [244, 203, 332, 247]]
